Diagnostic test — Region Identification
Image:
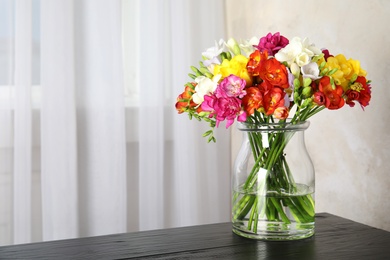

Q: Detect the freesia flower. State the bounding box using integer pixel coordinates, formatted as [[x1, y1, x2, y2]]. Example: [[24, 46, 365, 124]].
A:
[[226, 38, 241, 56], [192, 75, 221, 104], [216, 74, 247, 98], [247, 50, 268, 76], [242, 86, 263, 115], [175, 83, 199, 113], [238, 37, 259, 57], [274, 106, 289, 119], [201, 94, 246, 128], [202, 39, 227, 70], [275, 37, 321, 67], [290, 63, 300, 78], [247, 50, 289, 89], [313, 91, 326, 106], [175, 32, 372, 143], [262, 83, 286, 115], [322, 49, 333, 60], [319, 54, 367, 90], [317, 76, 345, 109], [301, 62, 321, 80], [345, 76, 371, 109], [258, 58, 289, 89], [256, 32, 289, 56], [213, 55, 252, 86]]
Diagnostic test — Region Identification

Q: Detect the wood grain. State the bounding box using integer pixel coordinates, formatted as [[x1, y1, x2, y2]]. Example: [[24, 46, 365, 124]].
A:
[[0, 213, 389, 259]]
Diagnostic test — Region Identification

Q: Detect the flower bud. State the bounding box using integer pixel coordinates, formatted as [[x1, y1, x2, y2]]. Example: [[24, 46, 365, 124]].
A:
[[227, 38, 241, 56], [302, 86, 312, 98]]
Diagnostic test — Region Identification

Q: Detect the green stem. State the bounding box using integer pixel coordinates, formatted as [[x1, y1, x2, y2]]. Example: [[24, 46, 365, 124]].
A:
[[232, 115, 316, 233], [270, 198, 291, 224]]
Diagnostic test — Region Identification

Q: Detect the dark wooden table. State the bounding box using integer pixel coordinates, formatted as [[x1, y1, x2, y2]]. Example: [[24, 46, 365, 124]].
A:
[[1, 213, 389, 259]]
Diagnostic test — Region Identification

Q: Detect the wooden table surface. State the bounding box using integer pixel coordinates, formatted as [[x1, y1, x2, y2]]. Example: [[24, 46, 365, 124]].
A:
[[0, 213, 389, 259]]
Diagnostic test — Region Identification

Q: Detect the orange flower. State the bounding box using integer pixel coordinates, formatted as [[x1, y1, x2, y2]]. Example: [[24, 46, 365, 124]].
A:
[[175, 83, 198, 114], [274, 106, 289, 119], [247, 50, 268, 76], [262, 83, 286, 116], [241, 86, 263, 115], [259, 58, 289, 89]]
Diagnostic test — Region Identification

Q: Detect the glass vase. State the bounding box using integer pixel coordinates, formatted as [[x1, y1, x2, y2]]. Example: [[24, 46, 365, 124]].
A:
[[232, 120, 315, 240]]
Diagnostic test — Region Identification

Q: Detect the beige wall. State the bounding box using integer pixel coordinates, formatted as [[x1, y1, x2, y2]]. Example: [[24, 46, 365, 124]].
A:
[[226, 0, 390, 231]]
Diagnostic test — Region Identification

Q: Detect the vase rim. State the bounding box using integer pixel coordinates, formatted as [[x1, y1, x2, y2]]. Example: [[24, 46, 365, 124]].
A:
[[237, 119, 310, 131]]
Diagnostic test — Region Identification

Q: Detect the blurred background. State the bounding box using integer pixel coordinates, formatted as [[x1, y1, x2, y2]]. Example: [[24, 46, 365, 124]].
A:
[[0, 0, 388, 246]]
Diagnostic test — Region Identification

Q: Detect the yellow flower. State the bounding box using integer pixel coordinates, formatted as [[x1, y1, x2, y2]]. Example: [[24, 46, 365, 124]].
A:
[[348, 58, 367, 78], [214, 55, 252, 86], [320, 54, 367, 90]]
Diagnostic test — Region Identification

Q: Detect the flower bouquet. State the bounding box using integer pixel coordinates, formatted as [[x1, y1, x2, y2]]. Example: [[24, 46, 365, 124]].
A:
[[175, 32, 371, 239]]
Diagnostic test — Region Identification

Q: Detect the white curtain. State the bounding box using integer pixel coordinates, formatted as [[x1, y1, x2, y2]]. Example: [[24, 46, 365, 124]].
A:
[[0, 0, 230, 246]]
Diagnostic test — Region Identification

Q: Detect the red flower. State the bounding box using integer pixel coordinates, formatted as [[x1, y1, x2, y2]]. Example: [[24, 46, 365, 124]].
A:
[[313, 91, 326, 106], [317, 76, 345, 110], [345, 76, 371, 110], [242, 86, 263, 115]]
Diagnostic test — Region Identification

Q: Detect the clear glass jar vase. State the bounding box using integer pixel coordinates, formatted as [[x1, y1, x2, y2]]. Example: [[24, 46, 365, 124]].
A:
[[232, 120, 315, 240]]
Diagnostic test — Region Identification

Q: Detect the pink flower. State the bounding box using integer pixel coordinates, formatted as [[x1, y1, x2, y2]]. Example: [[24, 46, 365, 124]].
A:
[[201, 94, 247, 128], [255, 32, 289, 56], [216, 74, 247, 98]]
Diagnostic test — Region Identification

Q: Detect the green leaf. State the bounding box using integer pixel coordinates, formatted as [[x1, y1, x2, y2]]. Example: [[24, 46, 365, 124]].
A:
[[202, 130, 212, 137], [208, 135, 216, 143]]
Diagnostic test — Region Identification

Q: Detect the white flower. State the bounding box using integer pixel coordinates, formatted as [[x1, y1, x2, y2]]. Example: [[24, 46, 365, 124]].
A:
[[226, 38, 241, 56], [275, 38, 302, 65], [296, 52, 310, 67], [238, 37, 259, 57], [301, 37, 321, 57], [275, 37, 321, 67], [301, 62, 321, 80], [192, 75, 221, 104], [290, 63, 300, 78], [202, 39, 227, 70]]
